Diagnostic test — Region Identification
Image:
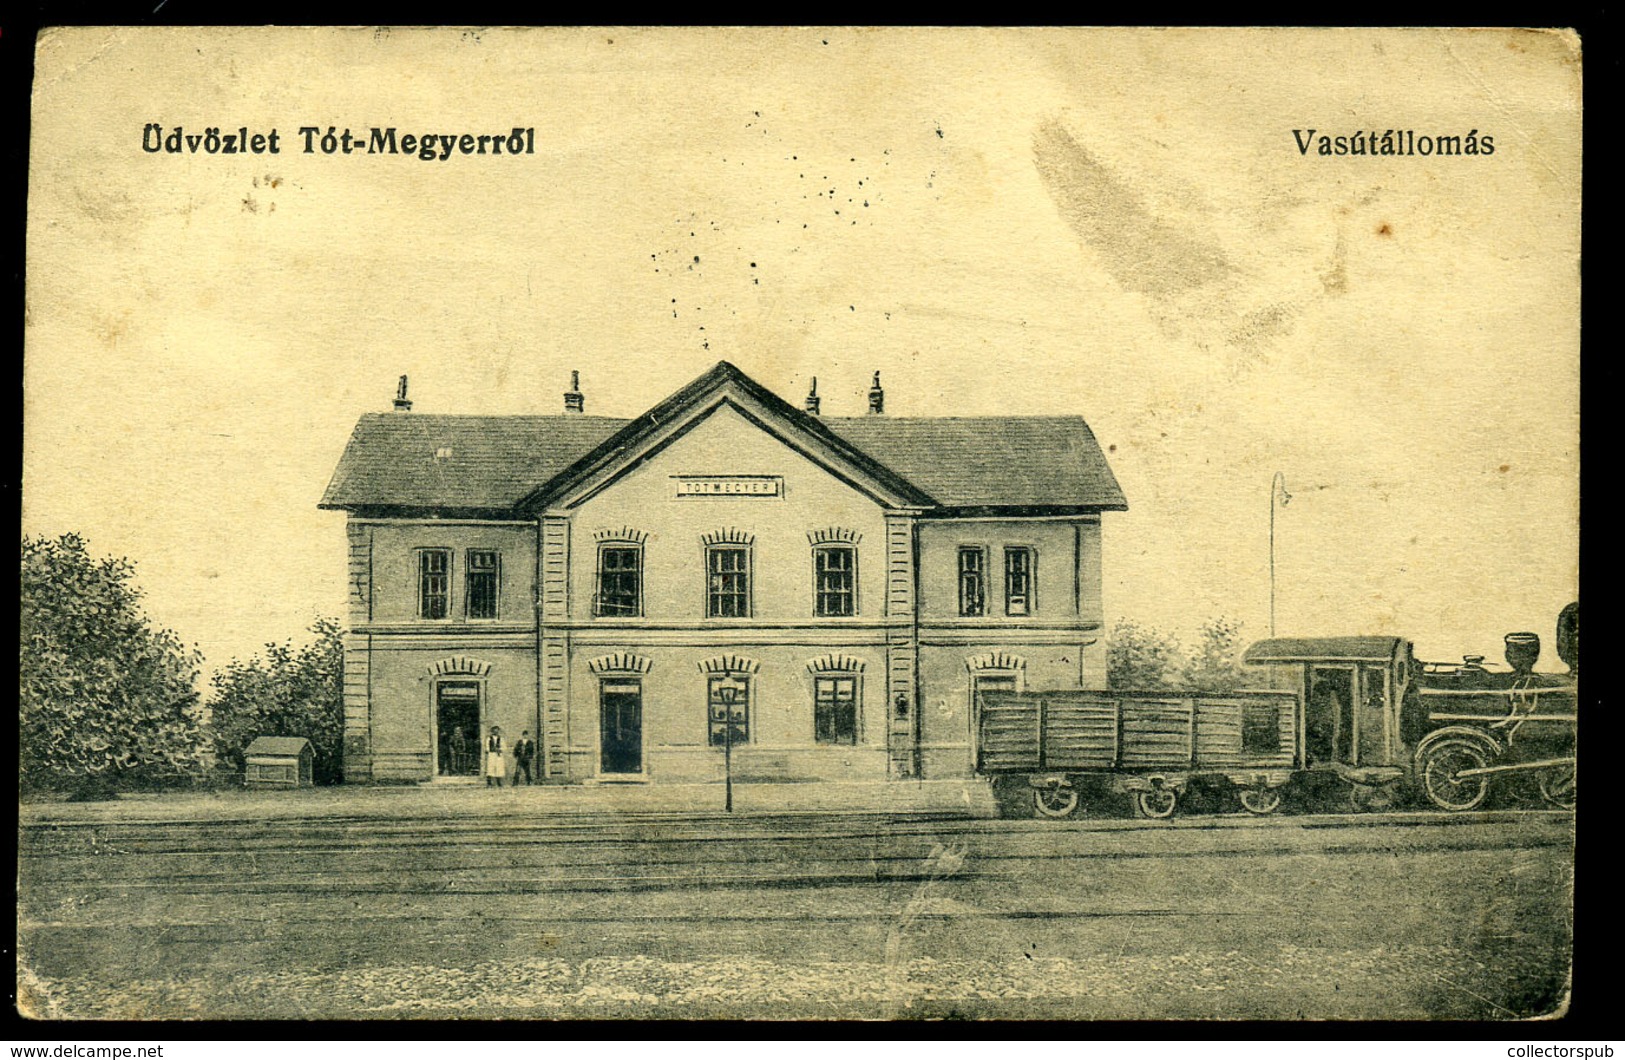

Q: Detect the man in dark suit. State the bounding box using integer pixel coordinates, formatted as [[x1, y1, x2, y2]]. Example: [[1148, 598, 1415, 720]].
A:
[[513, 730, 537, 785]]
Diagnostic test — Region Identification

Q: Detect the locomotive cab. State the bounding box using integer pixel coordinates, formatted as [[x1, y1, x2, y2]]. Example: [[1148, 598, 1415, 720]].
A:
[[1241, 637, 1417, 797]]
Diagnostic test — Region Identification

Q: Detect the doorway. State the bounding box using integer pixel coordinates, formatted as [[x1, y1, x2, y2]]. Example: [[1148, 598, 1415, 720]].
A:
[[600, 680, 643, 774], [1305, 666, 1355, 766], [436, 681, 481, 776], [1356, 665, 1392, 767]]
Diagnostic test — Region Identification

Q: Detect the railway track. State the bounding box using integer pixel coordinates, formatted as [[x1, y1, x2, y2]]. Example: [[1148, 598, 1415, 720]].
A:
[[19, 809, 1573, 901]]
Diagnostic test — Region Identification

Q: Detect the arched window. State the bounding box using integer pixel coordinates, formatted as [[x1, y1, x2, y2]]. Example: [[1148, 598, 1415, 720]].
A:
[[699, 655, 758, 746], [702, 530, 754, 618], [807, 654, 867, 746], [813, 545, 856, 616], [808, 528, 861, 617], [593, 528, 647, 617]]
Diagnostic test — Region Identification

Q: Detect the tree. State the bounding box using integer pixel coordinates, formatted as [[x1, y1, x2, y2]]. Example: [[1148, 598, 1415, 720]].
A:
[[207, 618, 345, 785], [20, 534, 207, 794], [1180, 616, 1249, 693], [1106, 619, 1182, 691]]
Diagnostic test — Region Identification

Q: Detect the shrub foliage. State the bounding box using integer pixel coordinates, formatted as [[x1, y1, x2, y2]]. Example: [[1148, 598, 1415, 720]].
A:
[[207, 618, 345, 785], [1107, 616, 1249, 693], [20, 534, 207, 792]]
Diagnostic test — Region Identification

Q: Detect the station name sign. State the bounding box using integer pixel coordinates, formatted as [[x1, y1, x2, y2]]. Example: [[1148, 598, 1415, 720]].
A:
[[674, 476, 783, 497]]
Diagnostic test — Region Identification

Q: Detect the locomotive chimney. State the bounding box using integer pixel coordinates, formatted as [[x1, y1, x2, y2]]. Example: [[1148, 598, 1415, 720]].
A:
[[804, 377, 821, 416], [867, 371, 885, 415], [564, 370, 584, 414], [393, 374, 412, 413], [1504, 632, 1540, 676]]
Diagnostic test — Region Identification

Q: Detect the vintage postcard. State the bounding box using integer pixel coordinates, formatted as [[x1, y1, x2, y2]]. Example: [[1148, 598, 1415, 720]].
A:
[[19, 26, 1579, 1020]]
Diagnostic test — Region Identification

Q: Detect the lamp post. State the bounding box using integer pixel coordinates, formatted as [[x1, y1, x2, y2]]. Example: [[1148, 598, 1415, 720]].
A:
[[714, 681, 739, 813], [1269, 471, 1292, 637]]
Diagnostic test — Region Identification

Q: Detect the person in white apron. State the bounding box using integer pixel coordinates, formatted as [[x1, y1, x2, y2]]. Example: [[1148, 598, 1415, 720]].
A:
[[484, 726, 506, 787]]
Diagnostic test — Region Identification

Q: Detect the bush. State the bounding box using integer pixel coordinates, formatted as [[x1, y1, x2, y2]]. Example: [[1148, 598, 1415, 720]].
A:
[[1106, 619, 1182, 691], [1179, 616, 1249, 693], [207, 618, 344, 785], [20, 534, 208, 795], [1107, 616, 1249, 694]]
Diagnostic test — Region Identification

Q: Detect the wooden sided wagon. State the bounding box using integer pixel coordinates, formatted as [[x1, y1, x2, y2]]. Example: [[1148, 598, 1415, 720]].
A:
[[977, 687, 1300, 818]]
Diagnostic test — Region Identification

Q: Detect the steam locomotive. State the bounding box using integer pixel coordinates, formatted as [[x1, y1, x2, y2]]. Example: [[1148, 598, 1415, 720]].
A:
[[1408, 601, 1577, 811], [977, 603, 1578, 818]]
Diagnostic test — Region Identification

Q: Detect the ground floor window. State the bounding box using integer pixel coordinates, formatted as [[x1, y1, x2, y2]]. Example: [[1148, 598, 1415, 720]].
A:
[[814, 675, 859, 745], [707, 674, 751, 747]]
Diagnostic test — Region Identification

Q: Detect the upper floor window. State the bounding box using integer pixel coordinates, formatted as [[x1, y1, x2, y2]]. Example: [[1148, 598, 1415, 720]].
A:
[[813, 675, 859, 745], [707, 545, 751, 618], [1004, 547, 1035, 616], [418, 549, 450, 620], [813, 545, 857, 617], [595, 544, 643, 617], [465, 550, 500, 619], [958, 547, 986, 617]]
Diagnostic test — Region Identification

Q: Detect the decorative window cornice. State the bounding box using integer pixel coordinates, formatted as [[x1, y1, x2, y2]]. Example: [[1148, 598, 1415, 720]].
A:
[[588, 652, 653, 675], [965, 651, 1027, 673], [593, 527, 649, 545], [807, 527, 862, 546], [427, 655, 492, 677], [701, 528, 754, 547], [805, 653, 867, 674], [697, 654, 761, 675]]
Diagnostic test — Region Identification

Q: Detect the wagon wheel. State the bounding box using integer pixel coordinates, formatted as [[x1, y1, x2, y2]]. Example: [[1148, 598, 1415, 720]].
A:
[[1135, 787, 1178, 819], [1238, 785, 1282, 816], [1419, 739, 1491, 812], [1538, 764, 1576, 810], [1033, 782, 1080, 819]]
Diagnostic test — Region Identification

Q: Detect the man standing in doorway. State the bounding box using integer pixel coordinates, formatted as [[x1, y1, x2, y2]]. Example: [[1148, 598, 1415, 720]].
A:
[[513, 730, 536, 786], [485, 726, 506, 788]]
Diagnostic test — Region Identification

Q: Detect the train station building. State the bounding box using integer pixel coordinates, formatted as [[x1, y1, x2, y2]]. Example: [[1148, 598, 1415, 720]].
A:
[[319, 362, 1125, 785]]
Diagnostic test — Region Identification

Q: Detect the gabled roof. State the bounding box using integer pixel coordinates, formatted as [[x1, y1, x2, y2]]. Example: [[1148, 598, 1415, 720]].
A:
[[516, 361, 935, 511], [1243, 637, 1408, 664], [320, 361, 1126, 514], [245, 736, 313, 757]]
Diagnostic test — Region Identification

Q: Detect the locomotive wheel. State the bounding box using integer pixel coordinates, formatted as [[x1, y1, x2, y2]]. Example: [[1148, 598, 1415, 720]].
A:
[[1238, 786, 1282, 815], [1135, 788, 1178, 819], [1538, 765, 1576, 810], [1033, 782, 1080, 819], [1420, 739, 1491, 812]]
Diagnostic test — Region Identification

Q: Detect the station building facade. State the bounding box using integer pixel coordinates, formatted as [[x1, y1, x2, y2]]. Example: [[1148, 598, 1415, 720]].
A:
[[320, 362, 1126, 785]]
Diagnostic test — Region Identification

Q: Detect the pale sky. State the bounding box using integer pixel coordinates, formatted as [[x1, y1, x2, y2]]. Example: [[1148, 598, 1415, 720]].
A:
[[23, 27, 1581, 680]]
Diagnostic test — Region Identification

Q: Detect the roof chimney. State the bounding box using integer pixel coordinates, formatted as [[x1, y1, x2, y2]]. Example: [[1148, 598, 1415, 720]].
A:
[[804, 377, 821, 416], [867, 370, 884, 415], [564, 370, 584, 414], [393, 375, 413, 413]]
